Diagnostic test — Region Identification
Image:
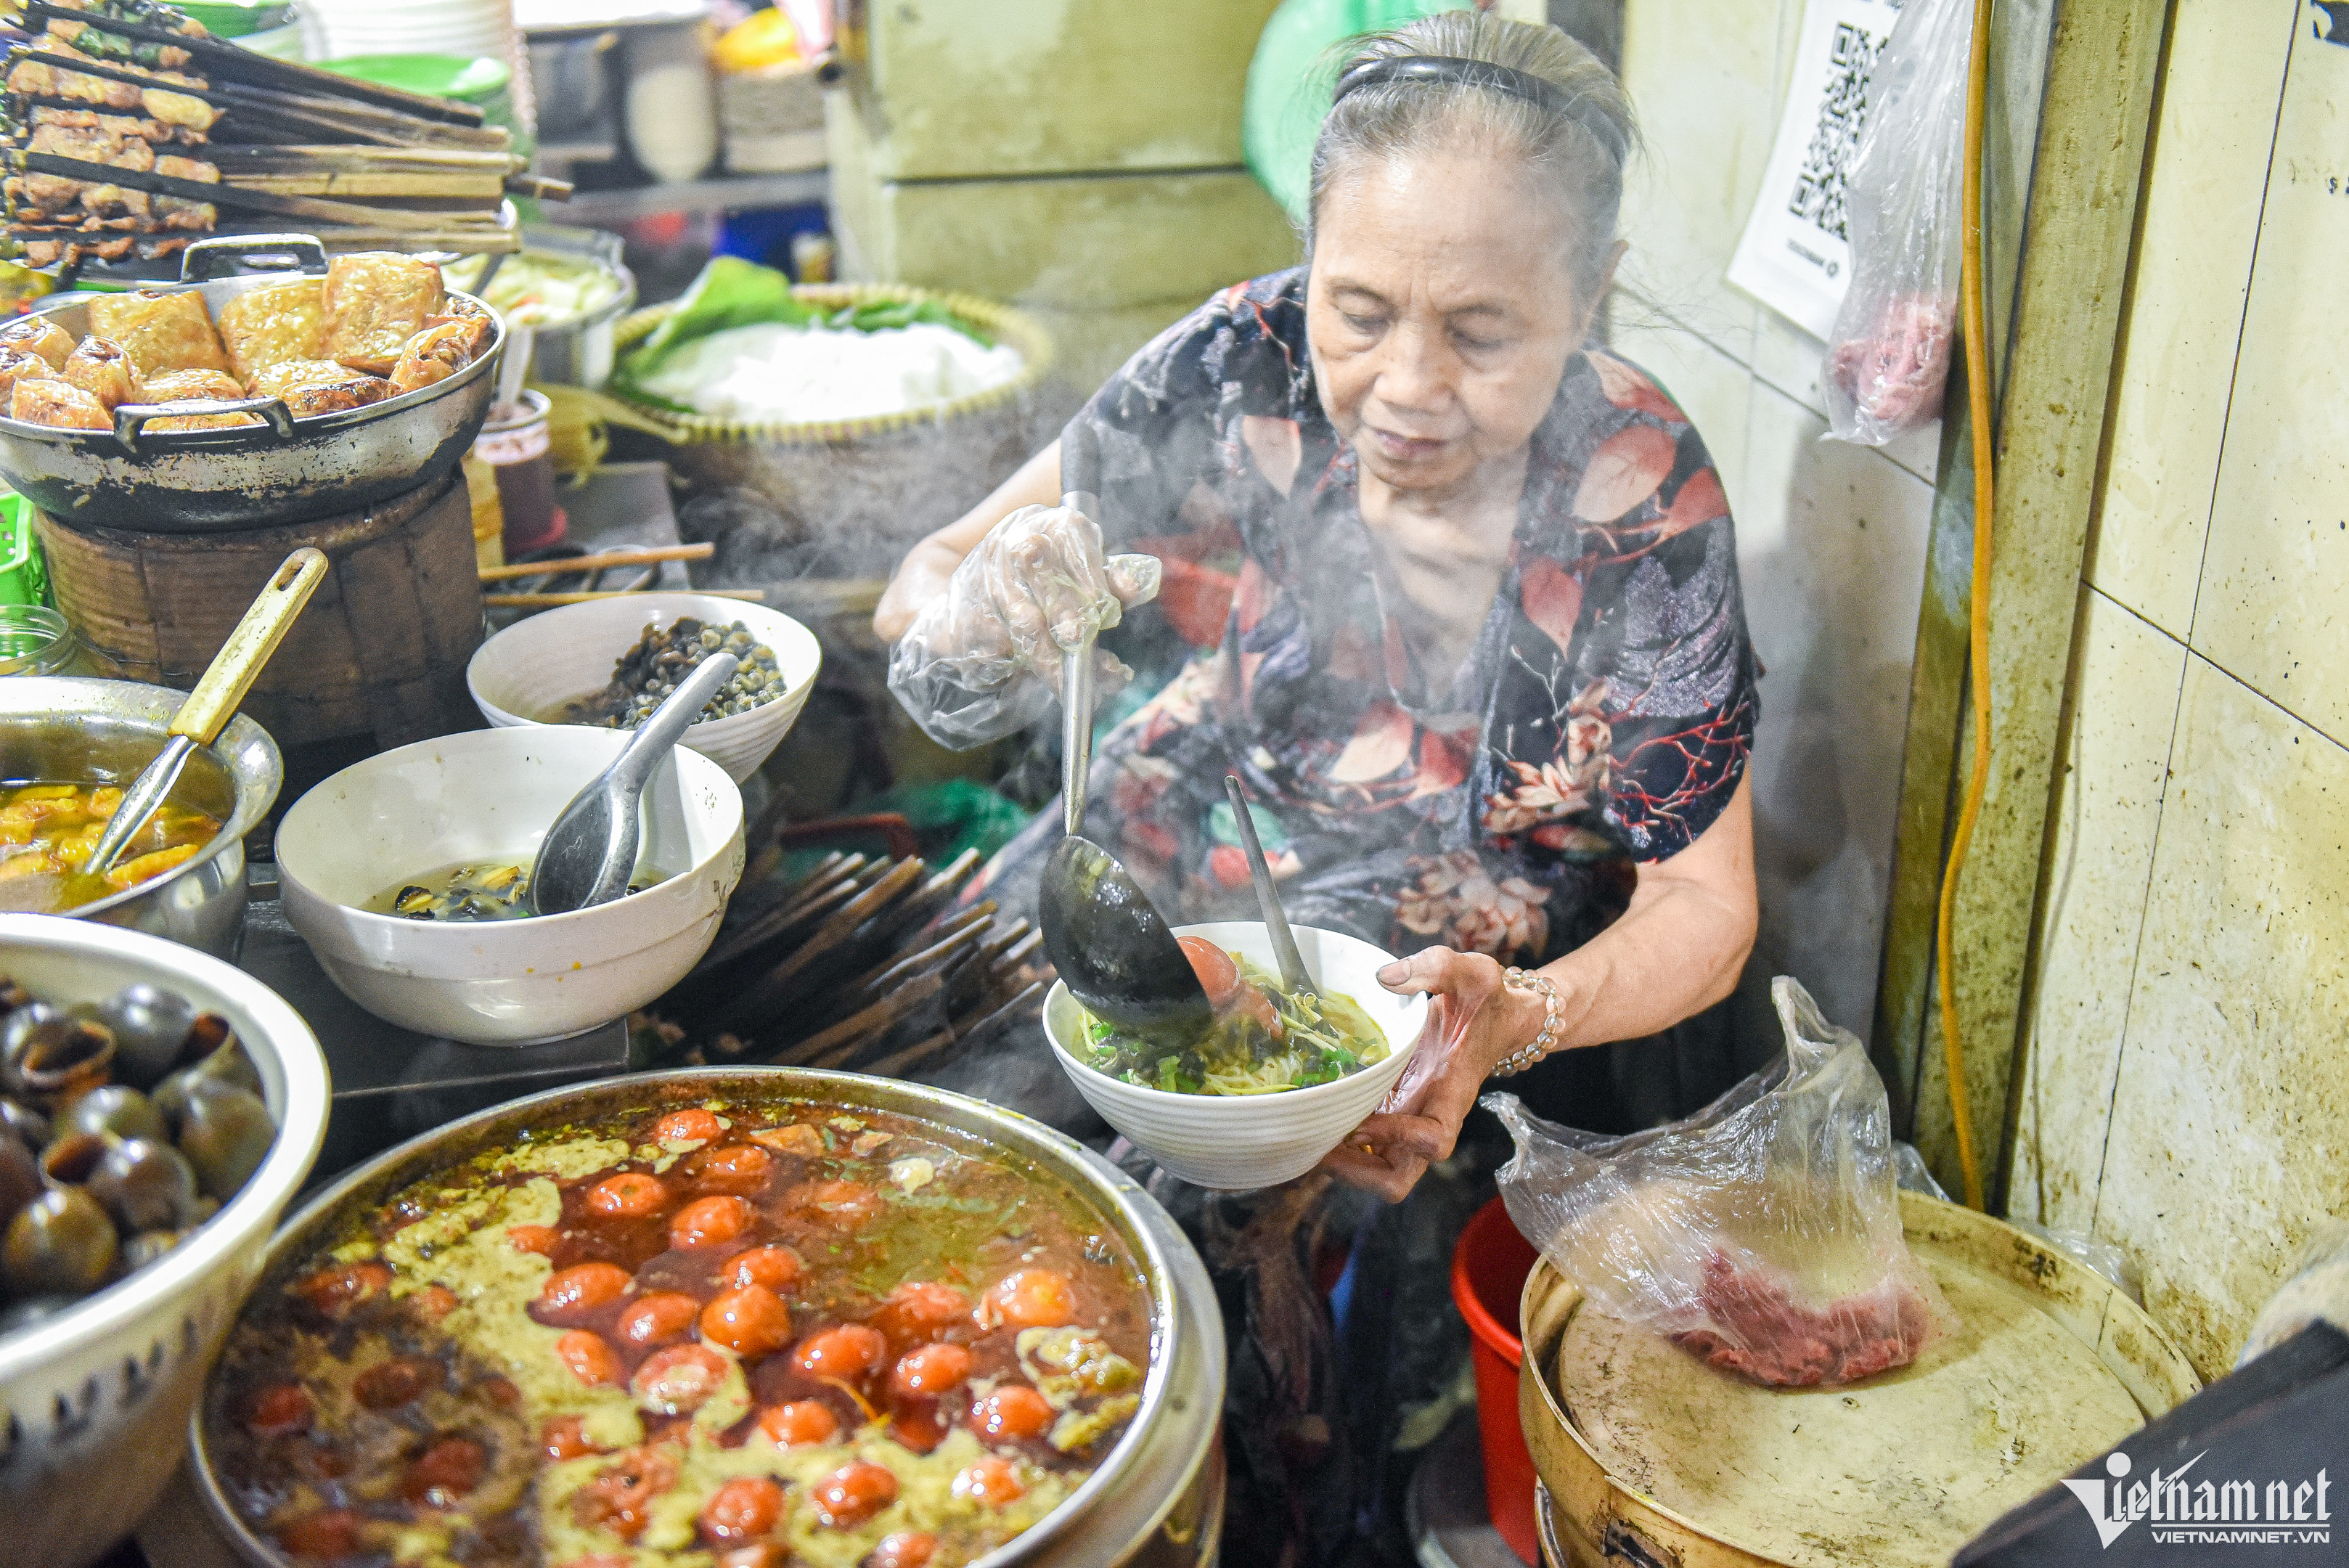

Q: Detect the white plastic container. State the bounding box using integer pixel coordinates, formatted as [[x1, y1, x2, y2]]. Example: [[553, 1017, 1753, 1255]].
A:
[[1042, 921, 1428, 1191]]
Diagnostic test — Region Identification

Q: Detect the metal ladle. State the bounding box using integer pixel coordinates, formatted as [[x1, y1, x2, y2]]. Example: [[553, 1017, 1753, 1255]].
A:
[[1036, 424, 1212, 1046], [528, 648, 739, 916], [86, 547, 329, 878]]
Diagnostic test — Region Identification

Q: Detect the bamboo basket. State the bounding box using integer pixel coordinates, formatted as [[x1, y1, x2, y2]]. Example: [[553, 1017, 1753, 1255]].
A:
[[602, 285, 1054, 584]]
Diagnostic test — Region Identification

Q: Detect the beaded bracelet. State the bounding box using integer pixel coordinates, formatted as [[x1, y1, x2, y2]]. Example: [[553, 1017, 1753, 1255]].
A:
[[1490, 966, 1561, 1077]]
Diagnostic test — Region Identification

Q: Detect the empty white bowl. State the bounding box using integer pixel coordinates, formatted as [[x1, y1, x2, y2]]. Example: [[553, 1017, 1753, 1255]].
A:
[[1042, 921, 1429, 1191], [467, 592, 822, 784], [274, 727, 745, 1045]]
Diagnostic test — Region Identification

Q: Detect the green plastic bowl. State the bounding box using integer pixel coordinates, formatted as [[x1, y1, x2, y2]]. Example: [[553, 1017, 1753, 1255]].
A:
[[175, 0, 291, 38], [318, 52, 512, 102]]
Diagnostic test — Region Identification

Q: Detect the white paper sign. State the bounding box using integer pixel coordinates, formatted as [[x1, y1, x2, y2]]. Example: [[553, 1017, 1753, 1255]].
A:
[[1727, 0, 1908, 340]]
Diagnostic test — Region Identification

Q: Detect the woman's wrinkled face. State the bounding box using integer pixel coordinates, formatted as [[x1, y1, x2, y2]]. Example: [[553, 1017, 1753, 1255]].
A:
[[1308, 145, 1603, 497]]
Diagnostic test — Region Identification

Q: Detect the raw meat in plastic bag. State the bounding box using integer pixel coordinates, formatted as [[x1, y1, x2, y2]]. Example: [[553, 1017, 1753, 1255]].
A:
[[1487, 976, 1949, 1387], [1821, 0, 1974, 444]]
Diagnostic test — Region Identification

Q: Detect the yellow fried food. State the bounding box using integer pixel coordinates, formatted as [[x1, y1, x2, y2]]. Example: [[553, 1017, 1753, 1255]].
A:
[[322, 253, 444, 375], [388, 319, 476, 395], [9, 376, 110, 430], [86, 288, 230, 377], [0, 314, 77, 369], [216, 277, 325, 385], [60, 335, 145, 410], [250, 357, 393, 418]]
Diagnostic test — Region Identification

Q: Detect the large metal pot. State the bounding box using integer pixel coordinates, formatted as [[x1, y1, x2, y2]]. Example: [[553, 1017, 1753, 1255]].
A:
[[0, 234, 504, 533], [191, 1068, 1228, 1567], [0, 676, 282, 960]]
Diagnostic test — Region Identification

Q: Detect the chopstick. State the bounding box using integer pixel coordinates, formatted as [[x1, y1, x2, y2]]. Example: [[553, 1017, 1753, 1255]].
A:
[[478, 543, 714, 581], [483, 589, 767, 608]]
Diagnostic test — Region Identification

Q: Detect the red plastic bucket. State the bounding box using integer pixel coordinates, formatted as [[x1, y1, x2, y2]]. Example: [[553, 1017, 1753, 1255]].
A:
[[1452, 1196, 1542, 1565]]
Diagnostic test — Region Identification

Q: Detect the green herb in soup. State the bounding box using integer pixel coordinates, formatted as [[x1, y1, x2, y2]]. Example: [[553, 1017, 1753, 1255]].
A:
[[202, 1099, 1152, 1568], [1077, 937, 1391, 1095]]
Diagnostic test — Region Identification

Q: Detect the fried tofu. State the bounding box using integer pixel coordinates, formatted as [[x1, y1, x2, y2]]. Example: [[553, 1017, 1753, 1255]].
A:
[[86, 289, 229, 377], [216, 278, 324, 386], [388, 319, 477, 396], [60, 336, 145, 410], [9, 377, 110, 430], [0, 316, 79, 371], [250, 357, 393, 418], [422, 294, 496, 359], [322, 253, 444, 376]]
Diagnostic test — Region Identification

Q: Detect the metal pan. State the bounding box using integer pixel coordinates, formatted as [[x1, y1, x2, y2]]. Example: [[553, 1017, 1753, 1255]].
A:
[[0, 234, 506, 534]]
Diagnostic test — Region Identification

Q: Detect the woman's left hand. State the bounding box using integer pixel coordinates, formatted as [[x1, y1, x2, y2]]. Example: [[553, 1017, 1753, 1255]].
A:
[[1318, 947, 1556, 1202]]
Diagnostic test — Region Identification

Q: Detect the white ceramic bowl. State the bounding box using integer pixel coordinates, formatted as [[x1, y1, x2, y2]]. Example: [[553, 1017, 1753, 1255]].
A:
[[274, 727, 745, 1046], [466, 592, 822, 784], [0, 915, 328, 1568], [1043, 921, 1429, 1191]]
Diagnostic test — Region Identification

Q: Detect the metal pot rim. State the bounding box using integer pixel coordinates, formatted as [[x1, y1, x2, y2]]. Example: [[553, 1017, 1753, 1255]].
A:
[[0, 675, 282, 918], [189, 1066, 1227, 1567], [0, 283, 504, 458]]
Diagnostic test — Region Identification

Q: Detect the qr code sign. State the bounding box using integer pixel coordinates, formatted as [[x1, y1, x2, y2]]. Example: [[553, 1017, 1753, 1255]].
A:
[[1787, 20, 1886, 242]]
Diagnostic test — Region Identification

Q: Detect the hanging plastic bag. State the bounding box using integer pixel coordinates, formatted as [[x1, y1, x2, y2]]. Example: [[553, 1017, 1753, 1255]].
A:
[[1821, 0, 1974, 444], [1487, 976, 1948, 1387], [886, 503, 1161, 751]]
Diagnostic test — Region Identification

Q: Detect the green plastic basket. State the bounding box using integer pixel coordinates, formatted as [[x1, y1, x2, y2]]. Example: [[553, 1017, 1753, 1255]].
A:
[[0, 493, 46, 608]]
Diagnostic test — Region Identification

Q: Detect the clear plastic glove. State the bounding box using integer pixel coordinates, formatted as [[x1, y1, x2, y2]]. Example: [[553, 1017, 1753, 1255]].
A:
[[886, 503, 1162, 751]]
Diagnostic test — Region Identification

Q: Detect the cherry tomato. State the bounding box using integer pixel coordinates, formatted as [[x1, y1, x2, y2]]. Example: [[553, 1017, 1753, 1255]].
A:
[[756, 1399, 839, 1447], [669, 1194, 753, 1250], [793, 1323, 886, 1381], [870, 1281, 969, 1348], [695, 1143, 774, 1193], [1231, 981, 1283, 1039], [1177, 935, 1241, 1006], [616, 1291, 702, 1347], [699, 1476, 785, 1543], [889, 1405, 949, 1454], [480, 1376, 521, 1409], [245, 1381, 311, 1437], [539, 1261, 633, 1315], [727, 1245, 800, 1292], [507, 1224, 560, 1255], [412, 1285, 459, 1320], [632, 1344, 730, 1414], [809, 1461, 898, 1528], [275, 1510, 360, 1558], [890, 1342, 971, 1400], [713, 1548, 788, 1568], [574, 1445, 679, 1540], [984, 1268, 1077, 1329], [352, 1355, 438, 1410], [701, 1284, 793, 1356], [587, 1172, 669, 1218], [293, 1261, 391, 1318], [542, 1414, 599, 1461], [555, 1330, 622, 1387], [403, 1437, 485, 1507], [867, 1533, 940, 1568], [971, 1384, 1055, 1440], [952, 1455, 1026, 1507], [654, 1108, 725, 1143]]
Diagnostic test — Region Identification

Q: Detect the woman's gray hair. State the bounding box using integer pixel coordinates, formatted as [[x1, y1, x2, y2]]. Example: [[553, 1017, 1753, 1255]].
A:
[[1307, 13, 1638, 299]]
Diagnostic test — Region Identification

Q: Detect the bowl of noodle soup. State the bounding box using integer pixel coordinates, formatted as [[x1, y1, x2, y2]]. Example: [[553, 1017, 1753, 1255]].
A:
[[1042, 922, 1428, 1191]]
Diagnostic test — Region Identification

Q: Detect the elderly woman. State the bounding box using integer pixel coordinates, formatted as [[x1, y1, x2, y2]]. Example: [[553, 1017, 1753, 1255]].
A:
[[880, 16, 1757, 1204]]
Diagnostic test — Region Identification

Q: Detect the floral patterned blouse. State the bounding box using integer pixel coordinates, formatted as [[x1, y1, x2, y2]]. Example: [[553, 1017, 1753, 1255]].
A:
[[972, 267, 1758, 968]]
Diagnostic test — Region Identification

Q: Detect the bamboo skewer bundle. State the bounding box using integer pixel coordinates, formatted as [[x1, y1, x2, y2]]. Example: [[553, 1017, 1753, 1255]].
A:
[[1, 0, 563, 269], [646, 832, 1051, 1082]]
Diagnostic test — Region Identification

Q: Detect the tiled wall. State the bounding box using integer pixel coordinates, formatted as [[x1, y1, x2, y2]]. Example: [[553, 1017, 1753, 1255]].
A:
[[2009, 0, 2349, 1379], [1613, 0, 1940, 1046]]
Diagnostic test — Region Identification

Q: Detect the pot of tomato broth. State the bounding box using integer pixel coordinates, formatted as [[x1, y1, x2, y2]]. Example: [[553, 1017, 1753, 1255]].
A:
[[191, 1068, 1227, 1568], [0, 676, 282, 959]]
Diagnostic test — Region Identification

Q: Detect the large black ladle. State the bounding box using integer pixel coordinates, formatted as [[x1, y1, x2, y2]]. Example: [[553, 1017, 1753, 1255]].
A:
[[1036, 425, 1213, 1047]]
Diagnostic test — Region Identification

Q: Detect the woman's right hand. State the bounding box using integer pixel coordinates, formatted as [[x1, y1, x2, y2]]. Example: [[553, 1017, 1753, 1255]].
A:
[[899, 503, 1161, 681]]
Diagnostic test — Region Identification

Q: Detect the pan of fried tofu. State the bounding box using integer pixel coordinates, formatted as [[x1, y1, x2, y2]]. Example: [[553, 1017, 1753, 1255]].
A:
[[0, 231, 505, 530]]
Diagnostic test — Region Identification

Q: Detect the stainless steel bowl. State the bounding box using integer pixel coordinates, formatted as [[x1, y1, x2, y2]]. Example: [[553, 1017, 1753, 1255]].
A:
[[0, 234, 505, 532], [193, 1068, 1227, 1568], [452, 224, 637, 389], [0, 914, 330, 1568], [0, 677, 282, 960]]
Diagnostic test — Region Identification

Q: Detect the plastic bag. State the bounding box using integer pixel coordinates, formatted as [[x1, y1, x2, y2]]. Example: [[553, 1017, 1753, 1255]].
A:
[[886, 503, 1161, 751], [1487, 976, 1948, 1387], [2236, 1220, 2349, 1368], [1895, 1144, 2142, 1301], [1821, 0, 1973, 444]]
